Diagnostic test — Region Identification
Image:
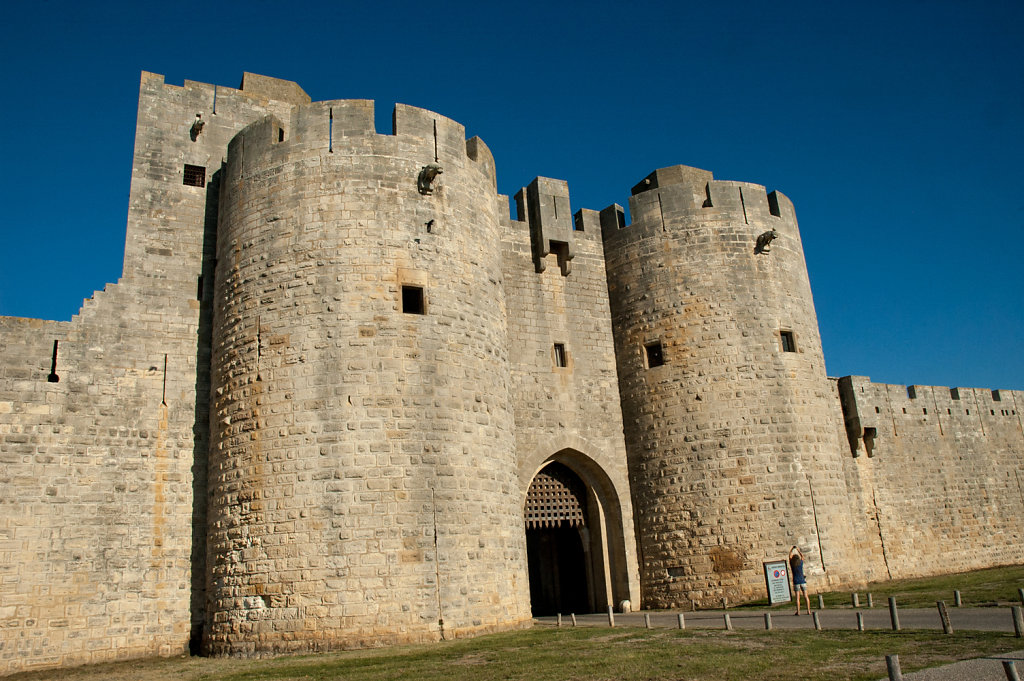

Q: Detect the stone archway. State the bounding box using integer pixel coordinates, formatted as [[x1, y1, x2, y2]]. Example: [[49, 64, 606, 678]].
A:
[[525, 463, 592, 615], [523, 452, 633, 615]]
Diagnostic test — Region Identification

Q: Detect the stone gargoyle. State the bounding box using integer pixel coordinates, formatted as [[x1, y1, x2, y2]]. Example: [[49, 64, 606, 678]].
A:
[[417, 163, 443, 195], [755, 229, 778, 254]]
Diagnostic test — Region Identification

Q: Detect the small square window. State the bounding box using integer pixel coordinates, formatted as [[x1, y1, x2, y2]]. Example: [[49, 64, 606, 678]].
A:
[[992, 390, 1001, 402], [780, 330, 796, 353], [183, 164, 206, 187], [645, 341, 664, 368], [553, 343, 567, 368], [401, 285, 425, 314]]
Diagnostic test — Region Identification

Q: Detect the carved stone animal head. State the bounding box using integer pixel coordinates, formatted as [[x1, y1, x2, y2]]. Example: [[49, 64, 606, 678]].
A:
[[417, 163, 444, 195], [755, 229, 779, 253]]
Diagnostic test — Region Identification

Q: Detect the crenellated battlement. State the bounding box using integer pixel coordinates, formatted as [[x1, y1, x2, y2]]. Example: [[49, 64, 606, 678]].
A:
[[599, 165, 796, 245], [838, 375, 1023, 457], [221, 98, 497, 192]]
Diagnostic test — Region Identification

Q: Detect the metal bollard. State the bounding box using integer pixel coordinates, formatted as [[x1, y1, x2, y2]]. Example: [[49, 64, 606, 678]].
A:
[[886, 654, 904, 681], [817, 594, 825, 609], [954, 590, 962, 607], [677, 612, 685, 630], [557, 613, 562, 628], [868, 592, 874, 608], [1003, 660, 1020, 681], [608, 606, 615, 628], [937, 601, 953, 634], [644, 613, 651, 629], [724, 613, 733, 631], [1018, 588, 1024, 607], [889, 596, 901, 631], [722, 597, 728, 610], [1012, 606, 1023, 638], [813, 611, 821, 630], [765, 612, 772, 630], [852, 593, 860, 608], [571, 613, 577, 627], [691, 598, 696, 612], [857, 612, 865, 631]]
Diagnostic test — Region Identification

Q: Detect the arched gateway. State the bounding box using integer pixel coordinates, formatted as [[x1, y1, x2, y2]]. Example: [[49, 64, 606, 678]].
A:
[[523, 452, 632, 615]]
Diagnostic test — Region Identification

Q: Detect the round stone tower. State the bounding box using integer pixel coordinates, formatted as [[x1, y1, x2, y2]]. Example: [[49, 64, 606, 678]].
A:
[[206, 101, 529, 654], [601, 165, 850, 608]]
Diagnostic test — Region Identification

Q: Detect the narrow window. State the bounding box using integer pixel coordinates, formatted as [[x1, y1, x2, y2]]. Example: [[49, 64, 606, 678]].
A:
[[645, 341, 665, 368], [278, 128, 285, 142], [553, 343, 567, 368], [780, 330, 796, 353], [950, 388, 960, 400], [401, 285, 425, 314], [47, 340, 60, 383], [907, 386, 917, 399], [992, 390, 1001, 402], [183, 164, 206, 187], [875, 406, 880, 413]]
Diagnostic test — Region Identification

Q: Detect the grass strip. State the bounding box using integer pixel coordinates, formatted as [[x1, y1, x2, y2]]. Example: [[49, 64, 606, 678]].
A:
[[9, 627, 1022, 681]]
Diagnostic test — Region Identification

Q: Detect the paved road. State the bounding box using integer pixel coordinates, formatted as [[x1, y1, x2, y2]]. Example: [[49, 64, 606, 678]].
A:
[[538, 606, 1021, 632], [895, 650, 1023, 681]]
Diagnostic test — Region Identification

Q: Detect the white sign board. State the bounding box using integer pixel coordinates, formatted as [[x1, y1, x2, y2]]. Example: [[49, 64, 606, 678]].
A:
[[763, 560, 792, 604]]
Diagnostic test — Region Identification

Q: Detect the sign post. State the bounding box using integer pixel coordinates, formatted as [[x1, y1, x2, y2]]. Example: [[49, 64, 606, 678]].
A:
[[764, 560, 792, 605]]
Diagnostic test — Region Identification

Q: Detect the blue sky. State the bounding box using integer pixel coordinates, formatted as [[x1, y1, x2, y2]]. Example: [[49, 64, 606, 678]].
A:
[[1, 0, 1021, 390]]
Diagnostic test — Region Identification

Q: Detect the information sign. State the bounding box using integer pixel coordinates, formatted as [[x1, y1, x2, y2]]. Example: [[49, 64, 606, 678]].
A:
[[763, 560, 792, 604]]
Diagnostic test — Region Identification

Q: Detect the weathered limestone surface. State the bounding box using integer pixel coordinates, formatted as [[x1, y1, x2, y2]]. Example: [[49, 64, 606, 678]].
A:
[[502, 195, 641, 612], [837, 378, 1024, 578], [0, 72, 311, 673], [0, 72, 1020, 675], [206, 99, 530, 655], [602, 170, 858, 606]]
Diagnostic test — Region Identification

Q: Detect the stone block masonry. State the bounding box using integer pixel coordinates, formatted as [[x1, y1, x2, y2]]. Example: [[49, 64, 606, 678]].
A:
[[0, 71, 1020, 675]]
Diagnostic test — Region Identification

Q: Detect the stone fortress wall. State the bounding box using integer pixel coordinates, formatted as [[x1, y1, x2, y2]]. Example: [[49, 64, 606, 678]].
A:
[[836, 378, 1024, 580], [0, 72, 301, 672], [0, 72, 1020, 674]]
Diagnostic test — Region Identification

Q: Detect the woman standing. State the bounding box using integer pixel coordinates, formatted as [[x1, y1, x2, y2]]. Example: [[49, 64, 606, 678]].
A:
[[790, 546, 812, 615]]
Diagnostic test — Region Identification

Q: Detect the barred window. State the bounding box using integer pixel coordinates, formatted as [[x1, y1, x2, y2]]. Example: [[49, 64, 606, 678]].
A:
[[183, 164, 206, 187]]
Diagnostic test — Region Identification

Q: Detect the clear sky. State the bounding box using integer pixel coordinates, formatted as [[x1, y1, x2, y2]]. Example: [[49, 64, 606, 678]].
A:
[[1, 0, 1021, 390]]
